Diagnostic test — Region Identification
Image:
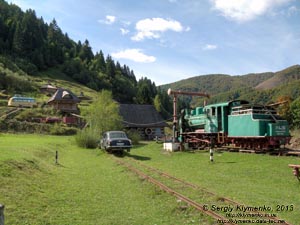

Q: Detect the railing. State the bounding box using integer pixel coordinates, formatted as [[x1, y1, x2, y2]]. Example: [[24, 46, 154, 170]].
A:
[[231, 106, 277, 116]]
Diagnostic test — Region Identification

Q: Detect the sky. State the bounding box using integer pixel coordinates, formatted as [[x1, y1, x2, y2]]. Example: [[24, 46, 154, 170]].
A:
[[6, 0, 300, 85]]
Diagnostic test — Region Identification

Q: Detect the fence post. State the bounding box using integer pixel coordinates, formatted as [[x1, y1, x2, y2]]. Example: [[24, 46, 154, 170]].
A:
[[55, 150, 58, 164], [0, 204, 4, 225], [210, 148, 214, 162], [209, 136, 214, 162]]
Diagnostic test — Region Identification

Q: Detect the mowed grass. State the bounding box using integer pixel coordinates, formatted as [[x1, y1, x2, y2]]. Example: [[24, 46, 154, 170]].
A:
[[129, 143, 300, 225], [1, 134, 300, 224], [0, 134, 210, 225]]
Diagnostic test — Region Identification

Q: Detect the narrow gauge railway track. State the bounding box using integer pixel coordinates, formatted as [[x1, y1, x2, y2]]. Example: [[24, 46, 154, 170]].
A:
[[114, 157, 233, 225], [114, 157, 291, 225]]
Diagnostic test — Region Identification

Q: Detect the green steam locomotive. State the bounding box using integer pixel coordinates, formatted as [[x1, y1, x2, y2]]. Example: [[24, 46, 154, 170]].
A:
[[178, 100, 291, 150]]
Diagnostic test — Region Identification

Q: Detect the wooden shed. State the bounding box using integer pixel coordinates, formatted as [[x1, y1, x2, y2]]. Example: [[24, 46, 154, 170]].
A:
[[119, 104, 167, 140], [47, 88, 80, 114]]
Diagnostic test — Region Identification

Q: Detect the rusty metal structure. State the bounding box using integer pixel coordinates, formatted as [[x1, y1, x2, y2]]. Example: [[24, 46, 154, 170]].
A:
[[167, 88, 210, 142]]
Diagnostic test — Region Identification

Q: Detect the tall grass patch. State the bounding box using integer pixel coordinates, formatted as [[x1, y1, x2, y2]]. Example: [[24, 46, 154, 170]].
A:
[[75, 128, 98, 148]]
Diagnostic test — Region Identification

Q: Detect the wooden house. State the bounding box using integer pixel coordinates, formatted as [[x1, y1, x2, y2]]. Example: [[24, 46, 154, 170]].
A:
[[47, 88, 80, 114], [119, 104, 167, 140]]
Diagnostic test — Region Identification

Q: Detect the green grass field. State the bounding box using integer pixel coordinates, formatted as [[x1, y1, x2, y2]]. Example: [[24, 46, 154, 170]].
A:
[[1, 134, 300, 224]]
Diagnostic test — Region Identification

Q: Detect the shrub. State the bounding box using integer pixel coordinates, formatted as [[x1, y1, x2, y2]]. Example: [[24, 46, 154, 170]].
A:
[[127, 129, 141, 145], [75, 128, 98, 149], [49, 123, 65, 135], [50, 123, 78, 135], [15, 109, 43, 121], [15, 58, 38, 75], [290, 97, 300, 129]]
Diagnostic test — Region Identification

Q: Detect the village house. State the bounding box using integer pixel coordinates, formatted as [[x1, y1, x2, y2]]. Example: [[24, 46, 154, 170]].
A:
[[47, 88, 80, 114], [119, 104, 167, 140]]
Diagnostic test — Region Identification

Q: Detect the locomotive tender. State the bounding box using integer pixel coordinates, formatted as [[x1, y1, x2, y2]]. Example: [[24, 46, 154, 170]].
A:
[[178, 100, 291, 150]]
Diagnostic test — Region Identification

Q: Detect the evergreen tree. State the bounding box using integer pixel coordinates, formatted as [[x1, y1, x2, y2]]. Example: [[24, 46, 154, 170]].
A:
[[91, 50, 106, 73], [79, 39, 93, 62], [105, 55, 115, 78], [136, 77, 156, 104], [46, 19, 64, 65]]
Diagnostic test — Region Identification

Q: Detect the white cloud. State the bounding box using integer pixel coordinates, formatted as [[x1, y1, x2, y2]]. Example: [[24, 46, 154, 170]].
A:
[[120, 28, 129, 35], [185, 26, 191, 32], [111, 49, 156, 63], [98, 15, 116, 25], [210, 0, 292, 22], [203, 44, 218, 50], [106, 15, 116, 24], [131, 18, 185, 41], [288, 6, 300, 16]]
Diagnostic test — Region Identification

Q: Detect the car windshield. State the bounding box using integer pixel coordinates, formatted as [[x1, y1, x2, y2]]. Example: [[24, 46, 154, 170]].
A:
[[109, 132, 127, 139]]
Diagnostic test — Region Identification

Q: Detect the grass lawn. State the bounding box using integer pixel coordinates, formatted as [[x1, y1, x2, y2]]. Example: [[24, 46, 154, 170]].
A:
[[129, 142, 300, 225], [0, 134, 209, 225], [1, 134, 300, 224]]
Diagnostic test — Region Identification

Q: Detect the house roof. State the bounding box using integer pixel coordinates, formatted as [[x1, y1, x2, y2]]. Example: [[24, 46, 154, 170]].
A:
[[119, 104, 167, 128], [47, 88, 80, 103], [40, 84, 57, 90]]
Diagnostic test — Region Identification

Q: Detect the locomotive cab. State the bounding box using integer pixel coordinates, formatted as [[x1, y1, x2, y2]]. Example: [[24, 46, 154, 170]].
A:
[[203, 100, 245, 134]]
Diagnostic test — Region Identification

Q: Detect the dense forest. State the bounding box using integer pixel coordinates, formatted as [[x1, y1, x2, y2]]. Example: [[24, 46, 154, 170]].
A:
[[0, 0, 173, 113], [2, 0, 300, 127]]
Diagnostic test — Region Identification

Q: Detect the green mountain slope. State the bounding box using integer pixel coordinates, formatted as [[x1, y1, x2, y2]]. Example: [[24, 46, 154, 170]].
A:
[[160, 65, 300, 106], [161, 72, 274, 96], [255, 65, 300, 90]]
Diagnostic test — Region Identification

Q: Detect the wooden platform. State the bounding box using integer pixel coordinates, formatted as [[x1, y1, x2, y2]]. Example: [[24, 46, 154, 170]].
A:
[[285, 151, 300, 156], [239, 149, 256, 153], [288, 164, 300, 169], [288, 164, 300, 181]]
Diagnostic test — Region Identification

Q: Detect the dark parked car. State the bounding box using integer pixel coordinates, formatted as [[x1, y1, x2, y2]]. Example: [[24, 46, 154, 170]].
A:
[[99, 131, 132, 153]]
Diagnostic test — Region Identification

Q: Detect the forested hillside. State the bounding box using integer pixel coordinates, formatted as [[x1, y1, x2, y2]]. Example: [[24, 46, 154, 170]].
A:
[[1, 0, 300, 127], [255, 65, 300, 90], [0, 0, 162, 105], [161, 65, 300, 104]]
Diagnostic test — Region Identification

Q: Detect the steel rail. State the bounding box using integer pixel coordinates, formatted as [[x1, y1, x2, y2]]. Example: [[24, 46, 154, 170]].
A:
[[122, 157, 292, 225], [114, 158, 233, 224]]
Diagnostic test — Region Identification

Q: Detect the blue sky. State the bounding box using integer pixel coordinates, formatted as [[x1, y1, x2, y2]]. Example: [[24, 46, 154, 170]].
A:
[[7, 0, 300, 85]]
